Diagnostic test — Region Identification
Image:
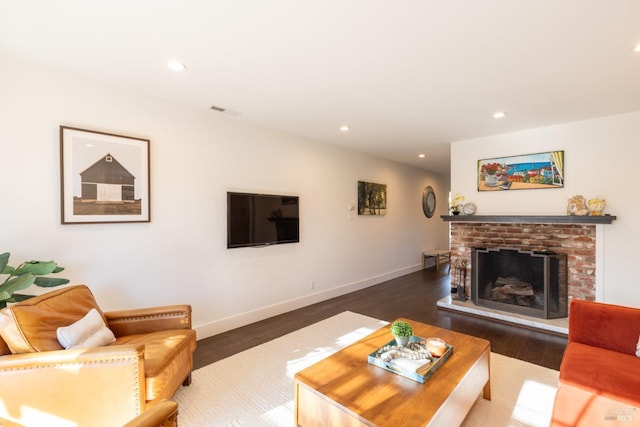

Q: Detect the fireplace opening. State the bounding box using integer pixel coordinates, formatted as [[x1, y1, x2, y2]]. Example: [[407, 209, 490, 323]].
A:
[[471, 248, 568, 319]]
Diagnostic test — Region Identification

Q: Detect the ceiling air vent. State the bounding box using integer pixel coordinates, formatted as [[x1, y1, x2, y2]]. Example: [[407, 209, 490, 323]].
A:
[[210, 105, 242, 117]]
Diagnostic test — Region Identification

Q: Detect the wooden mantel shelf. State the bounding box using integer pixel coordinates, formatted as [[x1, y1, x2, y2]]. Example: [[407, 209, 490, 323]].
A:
[[441, 215, 616, 224]]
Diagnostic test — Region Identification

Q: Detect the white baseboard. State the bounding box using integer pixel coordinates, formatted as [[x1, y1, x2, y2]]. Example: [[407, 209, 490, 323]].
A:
[[195, 264, 422, 339]]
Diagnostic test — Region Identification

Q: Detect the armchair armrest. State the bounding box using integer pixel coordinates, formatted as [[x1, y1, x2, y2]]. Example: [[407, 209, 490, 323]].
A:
[[0, 345, 147, 426], [123, 400, 178, 427], [105, 304, 192, 337], [569, 300, 640, 355]]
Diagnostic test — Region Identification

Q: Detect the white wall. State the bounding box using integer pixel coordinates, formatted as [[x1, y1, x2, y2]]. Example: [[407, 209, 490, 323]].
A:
[[451, 112, 640, 307], [0, 52, 450, 337]]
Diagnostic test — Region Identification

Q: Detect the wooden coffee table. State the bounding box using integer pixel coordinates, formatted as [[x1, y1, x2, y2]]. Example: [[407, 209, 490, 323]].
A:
[[294, 318, 491, 427]]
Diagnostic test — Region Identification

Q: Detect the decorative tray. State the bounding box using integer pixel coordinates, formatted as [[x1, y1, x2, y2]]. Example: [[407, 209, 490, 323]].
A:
[[367, 336, 453, 384]]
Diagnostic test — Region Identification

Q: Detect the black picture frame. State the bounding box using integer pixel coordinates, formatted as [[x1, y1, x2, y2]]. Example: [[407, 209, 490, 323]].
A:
[[60, 126, 150, 224]]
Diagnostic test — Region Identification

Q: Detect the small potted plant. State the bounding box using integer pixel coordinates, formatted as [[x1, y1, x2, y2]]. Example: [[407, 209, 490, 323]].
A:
[[390, 320, 413, 346], [450, 193, 465, 215]]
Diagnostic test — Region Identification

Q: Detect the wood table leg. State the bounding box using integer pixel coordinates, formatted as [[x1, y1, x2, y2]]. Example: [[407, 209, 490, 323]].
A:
[[483, 378, 491, 400]]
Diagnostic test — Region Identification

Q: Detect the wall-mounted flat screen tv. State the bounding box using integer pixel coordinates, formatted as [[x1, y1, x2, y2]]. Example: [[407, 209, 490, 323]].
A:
[[227, 192, 300, 248]]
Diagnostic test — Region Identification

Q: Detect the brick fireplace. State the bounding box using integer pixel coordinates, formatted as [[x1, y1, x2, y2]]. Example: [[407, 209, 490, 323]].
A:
[[446, 215, 616, 305]]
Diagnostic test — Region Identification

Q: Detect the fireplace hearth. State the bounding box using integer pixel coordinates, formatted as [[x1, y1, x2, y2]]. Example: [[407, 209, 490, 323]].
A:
[[471, 248, 568, 319]]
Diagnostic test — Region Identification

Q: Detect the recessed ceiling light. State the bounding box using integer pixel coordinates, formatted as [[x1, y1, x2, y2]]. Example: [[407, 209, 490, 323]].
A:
[[167, 60, 186, 72], [340, 125, 350, 132], [418, 153, 426, 158], [634, 44, 640, 52], [493, 111, 507, 119]]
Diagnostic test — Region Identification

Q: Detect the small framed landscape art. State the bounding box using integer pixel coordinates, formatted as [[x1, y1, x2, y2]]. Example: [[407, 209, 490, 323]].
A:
[[477, 150, 564, 191], [60, 126, 150, 224], [358, 181, 387, 216]]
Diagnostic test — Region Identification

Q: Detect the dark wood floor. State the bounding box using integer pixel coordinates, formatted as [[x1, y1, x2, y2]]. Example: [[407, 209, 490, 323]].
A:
[[194, 267, 567, 371]]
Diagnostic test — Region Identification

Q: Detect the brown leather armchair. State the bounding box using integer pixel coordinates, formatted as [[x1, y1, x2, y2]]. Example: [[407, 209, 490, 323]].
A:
[[0, 285, 196, 427]]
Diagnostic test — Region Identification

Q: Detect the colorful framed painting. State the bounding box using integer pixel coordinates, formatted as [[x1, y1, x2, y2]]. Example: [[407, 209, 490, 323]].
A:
[[60, 126, 150, 224], [477, 151, 564, 191], [358, 181, 387, 215]]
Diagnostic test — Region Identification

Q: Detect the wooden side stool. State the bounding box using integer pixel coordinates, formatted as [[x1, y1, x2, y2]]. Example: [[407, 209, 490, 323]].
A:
[[422, 250, 451, 272]]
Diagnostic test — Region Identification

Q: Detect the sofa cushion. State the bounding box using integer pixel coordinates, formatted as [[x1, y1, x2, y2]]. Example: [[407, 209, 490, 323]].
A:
[[568, 300, 640, 355], [551, 381, 636, 427], [0, 285, 106, 353], [114, 329, 196, 401], [560, 342, 640, 406], [57, 308, 116, 349]]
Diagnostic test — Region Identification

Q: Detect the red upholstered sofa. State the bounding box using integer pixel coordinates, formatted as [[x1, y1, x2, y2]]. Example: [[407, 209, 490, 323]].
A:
[[551, 300, 640, 427]]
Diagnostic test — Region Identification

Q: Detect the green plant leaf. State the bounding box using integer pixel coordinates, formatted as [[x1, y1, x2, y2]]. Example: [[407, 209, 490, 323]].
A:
[[0, 253, 9, 274], [0, 255, 68, 299], [34, 277, 70, 288], [11, 293, 34, 302], [13, 261, 58, 276], [0, 274, 36, 294], [1, 265, 15, 275]]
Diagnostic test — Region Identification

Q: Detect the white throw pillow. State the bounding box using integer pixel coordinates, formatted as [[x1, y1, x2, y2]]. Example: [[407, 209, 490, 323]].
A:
[[636, 335, 640, 358], [56, 308, 116, 349]]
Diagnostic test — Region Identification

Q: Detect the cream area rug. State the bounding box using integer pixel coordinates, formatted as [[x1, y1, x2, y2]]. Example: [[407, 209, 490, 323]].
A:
[[174, 311, 559, 426]]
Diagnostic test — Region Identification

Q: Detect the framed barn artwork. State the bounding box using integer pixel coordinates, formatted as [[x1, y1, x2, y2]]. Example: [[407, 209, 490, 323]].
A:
[[60, 126, 150, 224]]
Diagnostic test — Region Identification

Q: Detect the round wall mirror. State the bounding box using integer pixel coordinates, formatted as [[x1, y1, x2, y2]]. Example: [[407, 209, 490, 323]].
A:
[[422, 186, 436, 218]]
